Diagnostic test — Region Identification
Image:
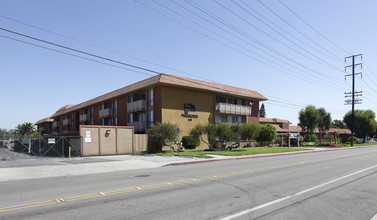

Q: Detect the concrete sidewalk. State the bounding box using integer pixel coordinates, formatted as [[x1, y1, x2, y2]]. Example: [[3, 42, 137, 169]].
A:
[[0, 147, 341, 182]]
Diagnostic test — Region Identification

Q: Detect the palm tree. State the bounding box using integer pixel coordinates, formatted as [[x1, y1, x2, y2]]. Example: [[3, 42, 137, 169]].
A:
[[15, 122, 35, 136]]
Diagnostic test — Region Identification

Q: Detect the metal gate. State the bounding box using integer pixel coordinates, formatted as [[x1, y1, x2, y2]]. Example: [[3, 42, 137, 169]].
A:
[[1, 136, 82, 160]]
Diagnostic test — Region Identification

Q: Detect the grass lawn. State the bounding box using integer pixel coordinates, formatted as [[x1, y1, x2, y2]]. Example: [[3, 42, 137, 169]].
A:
[[151, 147, 312, 158]]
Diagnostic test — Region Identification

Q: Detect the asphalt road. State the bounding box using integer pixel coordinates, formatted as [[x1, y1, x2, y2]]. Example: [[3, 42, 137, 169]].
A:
[[1, 146, 377, 220]]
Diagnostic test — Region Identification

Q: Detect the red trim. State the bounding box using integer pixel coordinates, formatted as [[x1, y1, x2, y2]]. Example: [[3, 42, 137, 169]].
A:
[[98, 127, 101, 155], [132, 127, 135, 154], [116, 127, 118, 154], [79, 125, 83, 155]]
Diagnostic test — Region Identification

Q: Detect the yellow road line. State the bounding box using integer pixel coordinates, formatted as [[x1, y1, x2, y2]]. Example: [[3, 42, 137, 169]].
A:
[[0, 150, 375, 213]]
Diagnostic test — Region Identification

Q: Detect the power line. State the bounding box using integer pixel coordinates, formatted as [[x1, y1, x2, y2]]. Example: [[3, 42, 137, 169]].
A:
[[277, 0, 353, 55], [0, 27, 162, 75], [0, 7, 351, 115], [1, 27, 348, 121], [228, 0, 343, 71], [183, 0, 344, 82], [167, 0, 346, 89], [199, 0, 343, 73], [138, 0, 347, 91], [255, 0, 343, 62], [0, 13, 221, 83], [0, 34, 154, 76], [236, 0, 342, 63]]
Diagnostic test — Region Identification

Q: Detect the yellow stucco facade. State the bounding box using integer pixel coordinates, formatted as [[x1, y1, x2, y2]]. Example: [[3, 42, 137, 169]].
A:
[[161, 86, 214, 149]]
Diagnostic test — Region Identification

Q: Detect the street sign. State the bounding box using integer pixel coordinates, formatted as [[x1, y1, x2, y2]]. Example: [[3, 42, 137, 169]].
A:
[[177, 128, 180, 134]]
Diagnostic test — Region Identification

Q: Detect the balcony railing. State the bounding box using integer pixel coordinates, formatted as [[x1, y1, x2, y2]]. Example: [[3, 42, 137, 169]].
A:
[[79, 114, 89, 122], [99, 108, 114, 118], [128, 121, 146, 132], [215, 103, 252, 116], [52, 122, 60, 128], [127, 100, 146, 113], [63, 119, 72, 126]]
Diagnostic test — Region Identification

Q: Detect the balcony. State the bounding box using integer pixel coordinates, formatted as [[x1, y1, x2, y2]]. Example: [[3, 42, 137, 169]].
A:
[[63, 119, 72, 126], [128, 121, 146, 132], [52, 122, 60, 128], [99, 108, 114, 118], [79, 114, 89, 122], [127, 100, 146, 113], [215, 103, 252, 115]]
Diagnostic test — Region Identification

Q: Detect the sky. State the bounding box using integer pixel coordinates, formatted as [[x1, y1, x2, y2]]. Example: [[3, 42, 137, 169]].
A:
[[1, 0, 377, 130]]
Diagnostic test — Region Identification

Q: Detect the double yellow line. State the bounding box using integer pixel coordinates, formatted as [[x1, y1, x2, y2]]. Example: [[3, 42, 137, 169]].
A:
[[0, 150, 374, 212]]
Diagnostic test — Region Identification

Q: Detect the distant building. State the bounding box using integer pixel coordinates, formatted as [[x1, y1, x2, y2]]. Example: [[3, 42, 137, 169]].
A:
[[259, 117, 351, 146]]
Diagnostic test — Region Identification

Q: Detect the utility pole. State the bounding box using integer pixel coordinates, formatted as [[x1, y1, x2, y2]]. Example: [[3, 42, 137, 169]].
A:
[[345, 54, 362, 146]]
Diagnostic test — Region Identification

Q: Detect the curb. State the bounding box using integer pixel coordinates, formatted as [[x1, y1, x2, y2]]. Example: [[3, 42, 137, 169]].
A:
[[166, 148, 343, 166]]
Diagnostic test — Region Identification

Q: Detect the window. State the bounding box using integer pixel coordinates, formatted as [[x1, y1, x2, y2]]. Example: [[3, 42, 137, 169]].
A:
[[128, 95, 133, 103], [147, 89, 153, 107], [216, 96, 226, 103], [148, 110, 153, 128], [140, 113, 146, 122], [215, 114, 227, 123], [134, 93, 146, 101], [90, 107, 93, 118], [228, 115, 241, 124], [113, 100, 117, 114], [228, 98, 238, 105], [128, 114, 133, 123]]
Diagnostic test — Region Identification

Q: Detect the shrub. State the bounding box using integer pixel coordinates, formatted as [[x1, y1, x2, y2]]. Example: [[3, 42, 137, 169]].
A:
[[303, 133, 318, 143], [240, 123, 260, 140], [347, 136, 361, 144], [290, 136, 303, 147], [181, 136, 200, 149], [256, 124, 277, 145], [146, 122, 178, 152]]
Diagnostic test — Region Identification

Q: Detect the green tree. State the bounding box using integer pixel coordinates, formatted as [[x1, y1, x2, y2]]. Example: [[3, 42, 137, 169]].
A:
[[190, 123, 216, 150], [239, 123, 260, 140], [15, 122, 36, 137], [146, 122, 178, 152], [216, 123, 239, 150], [298, 105, 319, 140], [331, 119, 346, 129], [0, 128, 13, 140], [256, 124, 277, 145], [259, 103, 266, 118], [190, 123, 259, 150], [343, 110, 377, 143], [317, 108, 331, 145]]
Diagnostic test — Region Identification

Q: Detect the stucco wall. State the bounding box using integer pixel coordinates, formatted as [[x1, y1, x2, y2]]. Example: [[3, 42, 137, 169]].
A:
[[118, 128, 133, 154], [81, 127, 100, 156], [100, 127, 116, 155], [161, 86, 214, 149], [81, 126, 134, 156]]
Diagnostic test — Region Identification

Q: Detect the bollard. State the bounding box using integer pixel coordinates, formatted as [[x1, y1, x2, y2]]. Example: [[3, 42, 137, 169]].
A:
[[69, 146, 71, 158]]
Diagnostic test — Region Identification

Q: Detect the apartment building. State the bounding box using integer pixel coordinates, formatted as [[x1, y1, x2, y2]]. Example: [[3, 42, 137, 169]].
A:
[[36, 73, 267, 140], [35, 117, 54, 135]]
